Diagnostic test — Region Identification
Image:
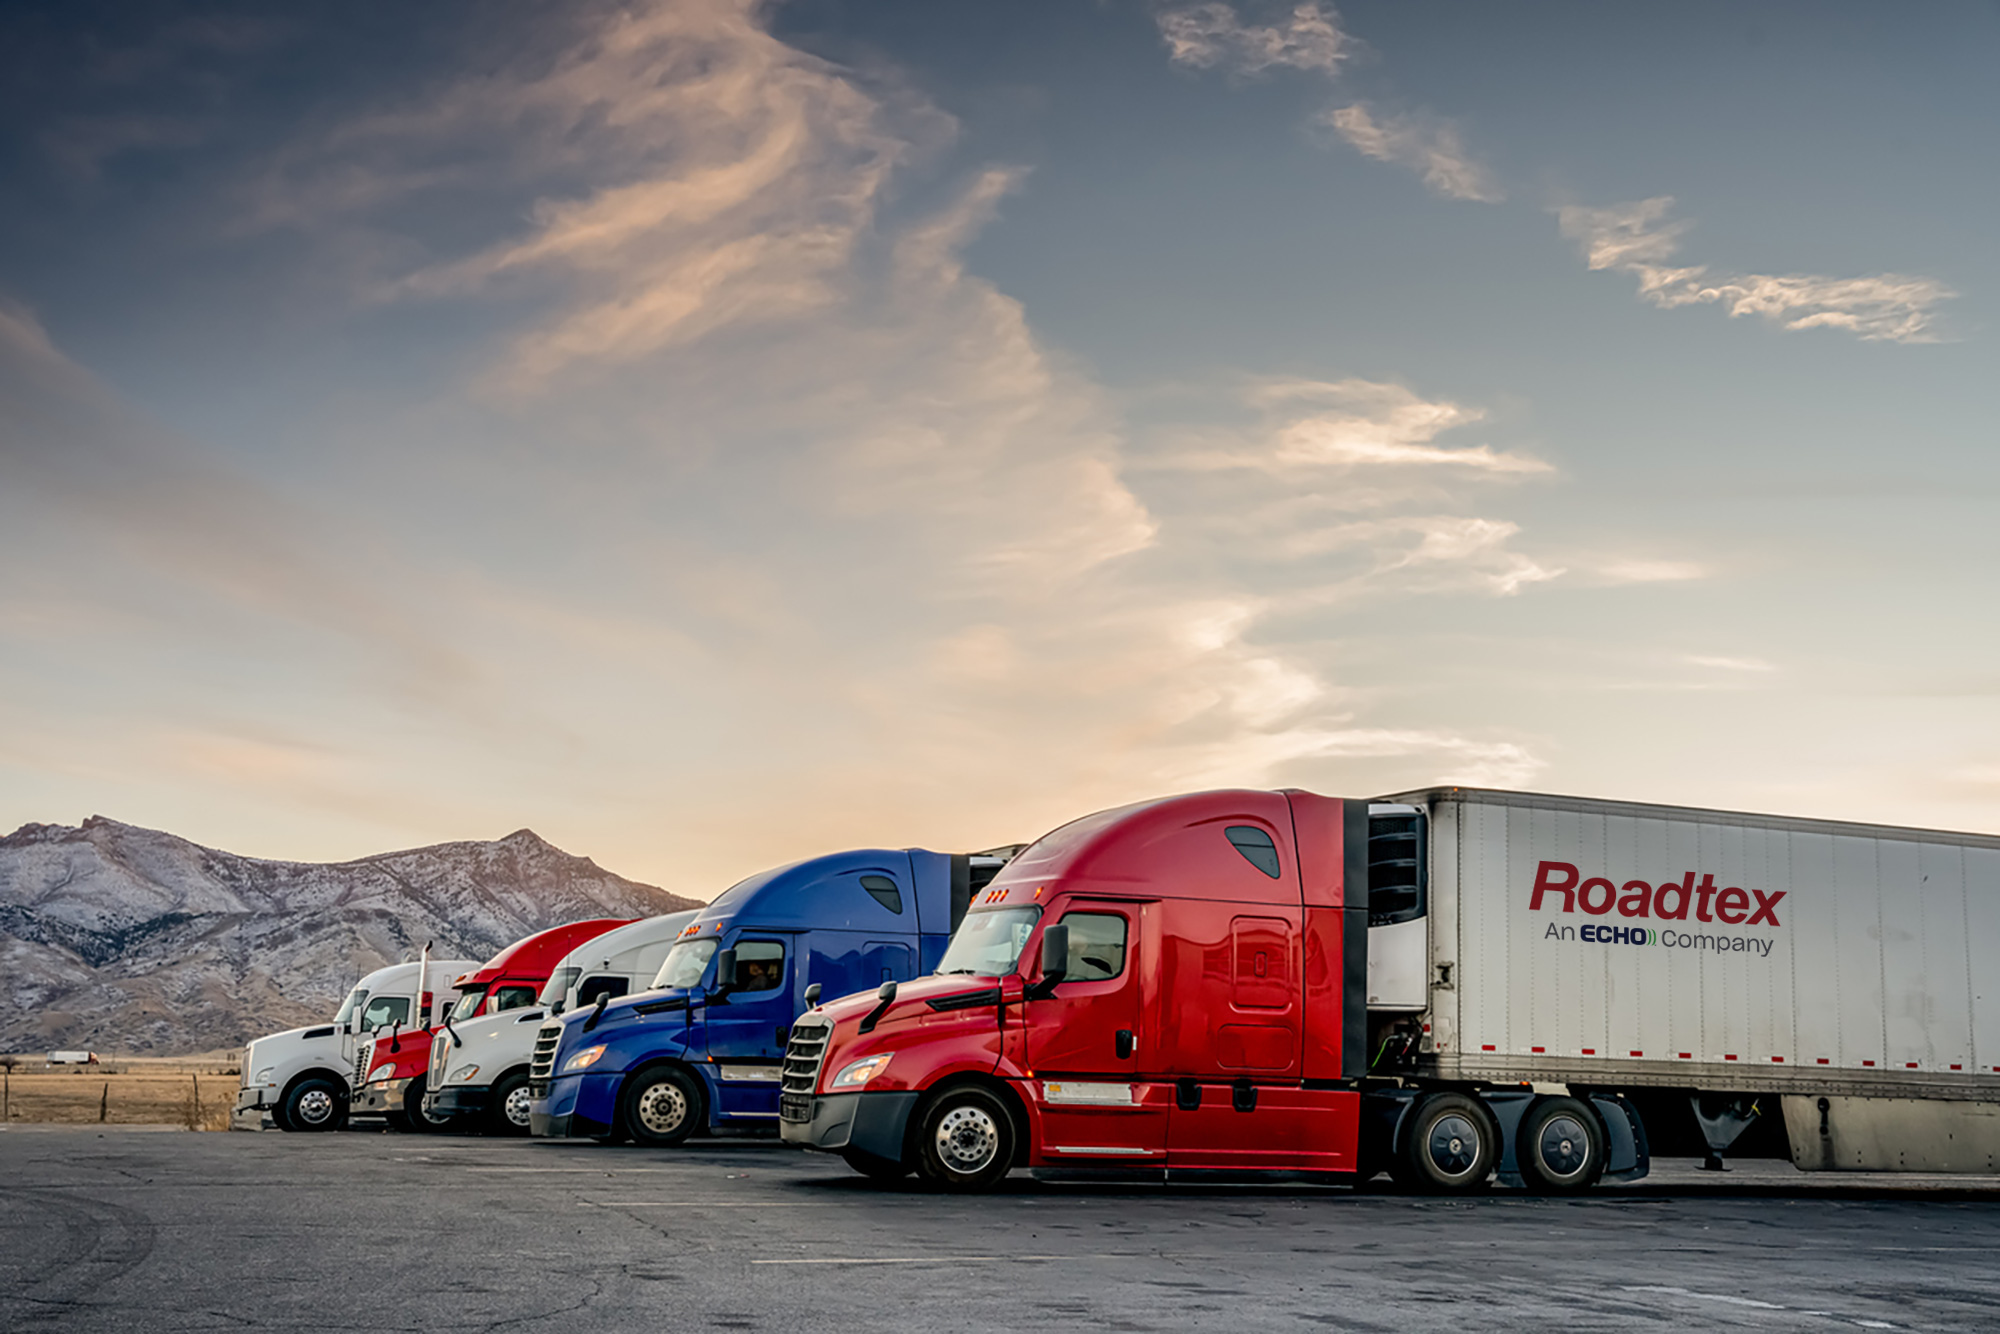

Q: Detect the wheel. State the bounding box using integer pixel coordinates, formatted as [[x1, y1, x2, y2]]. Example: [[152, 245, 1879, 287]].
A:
[[1397, 1093, 1497, 1193], [400, 1077, 453, 1133], [915, 1087, 1015, 1192], [484, 1072, 533, 1137], [841, 1148, 911, 1181], [1518, 1097, 1606, 1193], [278, 1076, 348, 1133], [620, 1067, 704, 1146]]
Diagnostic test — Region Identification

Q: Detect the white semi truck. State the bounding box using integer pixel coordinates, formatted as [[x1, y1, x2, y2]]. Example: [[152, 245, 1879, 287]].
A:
[[423, 911, 698, 1134], [1367, 786, 2000, 1179], [237, 957, 477, 1132]]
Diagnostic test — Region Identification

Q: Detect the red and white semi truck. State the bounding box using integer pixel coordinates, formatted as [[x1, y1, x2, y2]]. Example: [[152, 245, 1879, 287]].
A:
[[782, 786, 2000, 1190]]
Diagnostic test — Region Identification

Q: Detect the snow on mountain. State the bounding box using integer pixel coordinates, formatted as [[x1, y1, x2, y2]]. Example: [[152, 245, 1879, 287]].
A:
[[0, 816, 699, 1055]]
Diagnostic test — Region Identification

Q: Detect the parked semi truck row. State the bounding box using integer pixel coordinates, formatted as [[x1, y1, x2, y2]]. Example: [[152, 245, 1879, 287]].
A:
[[351, 919, 631, 1130], [528, 847, 1014, 1147], [422, 910, 700, 1134], [781, 786, 2000, 1190], [236, 957, 478, 1131]]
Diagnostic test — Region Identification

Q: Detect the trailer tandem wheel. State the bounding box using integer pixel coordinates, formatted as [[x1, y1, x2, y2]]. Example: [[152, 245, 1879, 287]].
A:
[[1395, 1093, 1497, 1193], [1517, 1097, 1606, 1193]]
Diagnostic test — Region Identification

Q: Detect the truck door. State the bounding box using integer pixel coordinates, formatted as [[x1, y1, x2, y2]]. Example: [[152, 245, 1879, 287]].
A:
[[1024, 902, 1167, 1163], [705, 935, 794, 1119]]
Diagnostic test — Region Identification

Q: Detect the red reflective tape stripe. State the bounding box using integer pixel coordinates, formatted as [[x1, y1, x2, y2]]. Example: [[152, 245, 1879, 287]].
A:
[[1481, 1044, 1495, 1051], [1531, 1046, 1545, 1053], [1581, 1048, 1595, 1055], [1724, 1054, 1737, 1061], [1862, 1060, 1876, 1067], [1629, 1050, 1642, 1057]]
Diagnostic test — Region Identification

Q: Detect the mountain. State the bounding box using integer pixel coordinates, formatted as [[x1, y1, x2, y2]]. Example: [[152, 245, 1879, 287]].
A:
[[0, 816, 700, 1055]]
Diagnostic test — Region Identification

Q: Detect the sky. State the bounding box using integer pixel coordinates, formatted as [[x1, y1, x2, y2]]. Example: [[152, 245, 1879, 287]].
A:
[[2, 0, 1997, 899]]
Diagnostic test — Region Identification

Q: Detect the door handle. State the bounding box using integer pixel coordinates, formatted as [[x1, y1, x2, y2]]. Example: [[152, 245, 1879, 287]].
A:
[[1115, 1029, 1135, 1059]]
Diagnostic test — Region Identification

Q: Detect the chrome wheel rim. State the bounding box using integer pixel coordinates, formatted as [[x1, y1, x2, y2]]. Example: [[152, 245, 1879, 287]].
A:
[[504, 1084, 533, 1128], [637, 1081, 688, 1136], [1425, 1113, 1481, 1178], [295, 1089, 334, 1125], [1538, 1115, 1591, 1179], [934, 1104, 1000, 1175]]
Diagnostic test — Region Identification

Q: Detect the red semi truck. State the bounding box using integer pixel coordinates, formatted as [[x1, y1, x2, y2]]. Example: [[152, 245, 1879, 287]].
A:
[[352, 919, 629, 1130], [782, 786, 2000, 1190]]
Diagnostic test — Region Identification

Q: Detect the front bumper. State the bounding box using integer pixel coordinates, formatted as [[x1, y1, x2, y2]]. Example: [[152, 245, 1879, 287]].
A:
[[234, 1087, 271, 1113], [781, 1090, 919, 1162], [352, 1078, 412, 1115], [424, 1084, 490, 1119]]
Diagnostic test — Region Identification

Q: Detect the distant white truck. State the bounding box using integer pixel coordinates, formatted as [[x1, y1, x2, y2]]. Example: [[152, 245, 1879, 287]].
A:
[[47, 1051, 100, 1065], [236, 957, 477, 1131], [424, 910, 699, 1134]]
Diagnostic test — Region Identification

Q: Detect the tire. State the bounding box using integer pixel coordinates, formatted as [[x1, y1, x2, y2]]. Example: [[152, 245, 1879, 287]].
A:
[[1518, 1097, 1606, 1194], [278, 1076, 348, 1133], [841, 1148, 911, 1181], [915, 1086, 1015, 1192], [1397, 1093, 1497, 1193], [620, 1067, 704, 1147], [484, 1072, 533, 1137], [400, 1077, 453, 1133]]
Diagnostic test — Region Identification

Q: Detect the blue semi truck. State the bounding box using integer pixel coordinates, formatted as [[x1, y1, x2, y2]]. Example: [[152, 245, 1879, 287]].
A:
[[527, 846, 1013, 1149]]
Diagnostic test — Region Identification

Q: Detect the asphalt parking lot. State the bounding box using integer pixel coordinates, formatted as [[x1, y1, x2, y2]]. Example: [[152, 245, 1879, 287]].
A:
[[4, 1126, 1999, 1332]]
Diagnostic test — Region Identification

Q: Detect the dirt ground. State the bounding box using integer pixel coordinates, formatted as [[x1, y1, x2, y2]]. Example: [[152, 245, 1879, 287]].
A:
[[1, 1063, 241, 1129]]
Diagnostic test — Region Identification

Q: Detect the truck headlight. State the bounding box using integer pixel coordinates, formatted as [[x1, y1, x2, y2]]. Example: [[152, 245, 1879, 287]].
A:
[[563, 1045, 607, 1072], [450, 1065, 480, 1083], [369, 1065, 395, 1082], [255, 1068, 274, 1085], [830, 1054, 892, 1088]]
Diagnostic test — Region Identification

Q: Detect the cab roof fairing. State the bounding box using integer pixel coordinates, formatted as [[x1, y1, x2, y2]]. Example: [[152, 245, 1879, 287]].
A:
[[550, 909, 701, 974], [459, 918, 635, 987], [979, 788, 1349, 907], [679, 848, 956, 938]]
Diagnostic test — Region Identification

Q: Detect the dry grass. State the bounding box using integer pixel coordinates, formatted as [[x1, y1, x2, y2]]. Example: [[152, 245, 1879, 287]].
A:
[[2, 1069, 241, 1129]]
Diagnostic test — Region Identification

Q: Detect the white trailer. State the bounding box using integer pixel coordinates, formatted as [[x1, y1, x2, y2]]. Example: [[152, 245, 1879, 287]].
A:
[[424, 911, 699, 1134], [236, 957, 477, 1131], [1369, 787, 2000, 1173], [47, 1050, 100, 1065]]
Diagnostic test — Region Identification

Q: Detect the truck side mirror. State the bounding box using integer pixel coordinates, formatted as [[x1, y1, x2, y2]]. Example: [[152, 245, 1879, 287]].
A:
[[1030, 924, 1069, 999], [710, 947, 737, 1001], [804, 983, 822, 1007]]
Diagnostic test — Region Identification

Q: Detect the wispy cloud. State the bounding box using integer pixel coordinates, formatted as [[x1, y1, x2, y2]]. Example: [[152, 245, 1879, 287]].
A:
[[1322, 103, 1501, 202], [1558, 197, 1955, 343], [1684, 654, 1778, 673], [1156, 2, 1352, 76]]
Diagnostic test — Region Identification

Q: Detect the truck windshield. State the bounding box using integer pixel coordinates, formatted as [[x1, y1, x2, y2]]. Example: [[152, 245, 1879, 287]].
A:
[[450, 985, 490, 1022], [333, 987, 367, 1026], [652, 939, 718, 990], [539, 967, 581, 1007], [936, 906, 1043, 976]]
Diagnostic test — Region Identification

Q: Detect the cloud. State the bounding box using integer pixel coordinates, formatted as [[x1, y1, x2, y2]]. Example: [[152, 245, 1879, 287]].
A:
[[1593, 559, 1708, 585], [1683, 654, 1777, 673], [1323, 103, 1501, 202], [1156, 2, 1352, 76], [1154, 378, 1550, 476], [1558, 197, 1955, 343]]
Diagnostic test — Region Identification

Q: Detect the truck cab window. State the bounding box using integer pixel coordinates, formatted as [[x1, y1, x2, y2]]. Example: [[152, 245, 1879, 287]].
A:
[[450, 987, 489, 1022], [936, 906, 1043, 976], [491, 985, 538, 1013], [1060, 912, 1127, 980], [359, 996, 410, 1032], [1226, 826, 1282, 878], [334, 988, 367, 1027], [860, 874, 904, 914], [578, 975, 629, 1006], [539, 967, 581, 1007], [731, 941, 786, 992], [653, 938, 718, 990]]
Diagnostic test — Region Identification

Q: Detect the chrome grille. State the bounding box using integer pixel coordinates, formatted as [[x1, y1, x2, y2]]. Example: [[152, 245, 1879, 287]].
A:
[[430, 1027, 453, 1085], [527, 1019, 563, 1096], [351, 1036, 374, 1096], [779, 1018, 830, 1123]]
